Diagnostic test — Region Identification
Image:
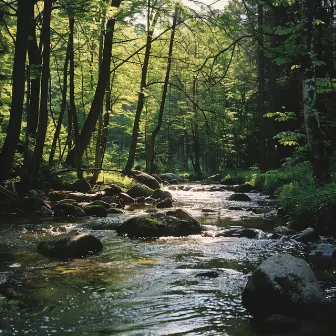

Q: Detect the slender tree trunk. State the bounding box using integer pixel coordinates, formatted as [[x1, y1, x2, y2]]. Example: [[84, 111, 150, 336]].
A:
[[91, 9, 107, 184], [125, 1, 158, 171], [66, 0, 122, 166], [191, 78, 202, 178], [148, 7, 178, 174], [258, 4, 266, 172], [0, 0, 33, 184], [49, 31, 71, 165], [266, 10, 277, 170], [27, 3, 42, 137], [29, 0, 53, 184], [68, 16, 82, 179], [301, 0, 331, 184]]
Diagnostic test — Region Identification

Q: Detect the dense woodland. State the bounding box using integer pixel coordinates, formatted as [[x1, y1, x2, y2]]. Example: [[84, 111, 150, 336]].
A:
[[0, 0, 335, 193]]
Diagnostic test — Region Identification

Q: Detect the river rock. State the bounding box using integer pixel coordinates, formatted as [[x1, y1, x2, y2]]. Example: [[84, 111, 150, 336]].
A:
[[228, 193, 252, 202], [90, 200, 110, 208], [221, 176, 244, 185], [156, 198, 173, 209], [54, 203, 86, 217], [84, 205, 107, 217], [20, 196, 50, 213], [118, 192, 135, 205], [235, 183, 253, 193], [102, 184, 122, 196], [291, 228, 320, 243], [159, 173, 184, 184], [205, 174, 222, 183], [242, 254, 326, 318], [66, 179, 92, 193], [35, 206, 53, 217], [130, 170, 161, 190], [116, 211, 201, 238], [49, 191, 99, 202], [107, 208, 124, 215], [37, 233, 103, 258], [216, 228, 266, 239], [57, 199, 79, 206], [152, 189, 163, 199], [127, 185, 152, 198]]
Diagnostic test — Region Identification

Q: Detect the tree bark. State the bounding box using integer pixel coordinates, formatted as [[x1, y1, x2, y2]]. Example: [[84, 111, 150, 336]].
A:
[[0, 0, 33, 184], [66, 0, 122, 166], [148, 7, 178, 174], [258, 4, 266, 172], [266, 9, 277, 170], [125, 0, 158, 171], [27, 3, 42, 137], [301, 0, 331, 184], [29, 0, 53, 184], [49, 28, 71, 165]]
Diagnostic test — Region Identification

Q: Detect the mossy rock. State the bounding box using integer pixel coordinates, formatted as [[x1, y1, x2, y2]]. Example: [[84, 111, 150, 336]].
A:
[[37, 233, 103, 258], [90, 200, 110, 208], [127, 185, 153, 198], [116, 211, 201, 238], [56, 199, 79, 206], [84, 205, 107, 217], [54, 203, 86, 217]]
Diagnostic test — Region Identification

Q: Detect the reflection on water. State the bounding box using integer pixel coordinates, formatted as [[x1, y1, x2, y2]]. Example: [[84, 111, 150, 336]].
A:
[[0, 185, 335, 335]]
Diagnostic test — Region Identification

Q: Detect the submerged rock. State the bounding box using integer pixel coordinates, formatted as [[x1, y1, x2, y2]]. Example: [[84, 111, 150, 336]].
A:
[[116, 210, 201, 238], [216, 228, 266, 239], [242, 254, 326, 318], [228, 193, 252, 202], [37, 233, 103, 258], [195, 271, 220, 278]]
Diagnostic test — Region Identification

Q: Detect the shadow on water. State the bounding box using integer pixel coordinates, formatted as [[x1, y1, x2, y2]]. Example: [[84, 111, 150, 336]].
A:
[[0, 184, 336, 335]]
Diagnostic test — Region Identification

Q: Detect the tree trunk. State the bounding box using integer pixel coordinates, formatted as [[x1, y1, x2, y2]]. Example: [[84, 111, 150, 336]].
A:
[[0, 0, 33, 184], [148, 7, 178, 174], [125, 0, 158, 171], [27, 3, 42, 137], [29, 0, 53, 184], [301, 0, 331, 184], [258, 4, 266, 173], [91, 9, 107, 185], [266, 10, 277, 170], [66, 0, 122, 166], [49, 29, 71, 165]]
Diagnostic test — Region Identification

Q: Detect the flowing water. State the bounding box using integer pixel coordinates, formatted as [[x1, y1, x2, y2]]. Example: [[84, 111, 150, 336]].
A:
[[0, 185, 336, 335]]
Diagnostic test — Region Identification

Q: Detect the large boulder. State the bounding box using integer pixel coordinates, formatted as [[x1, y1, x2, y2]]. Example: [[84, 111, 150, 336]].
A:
[[156, 198, 173, 209], [37, 233, 103, 258], [102, 184, 122, 196], [118, 192, 135, 205], [127, 185, 152, 198], [66, 179, 92, 193], [116, 211, 202, 238], [130, 170, 161, 190], [228, 193, 252, 202], [159, 173, 184, 184], [242, 254, 326, 318]]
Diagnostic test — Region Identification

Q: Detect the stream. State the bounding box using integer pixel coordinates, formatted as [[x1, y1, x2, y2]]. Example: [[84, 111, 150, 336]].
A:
[[1, 185, 336, 335]]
